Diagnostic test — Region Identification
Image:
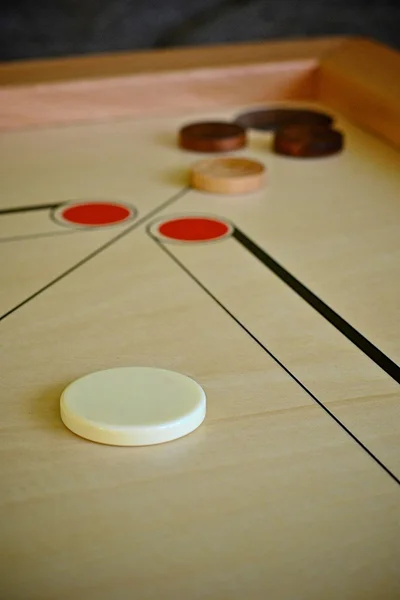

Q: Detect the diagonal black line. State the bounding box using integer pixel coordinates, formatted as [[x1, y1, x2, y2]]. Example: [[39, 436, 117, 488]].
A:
[[0, 225, 117, 244], [0, 230, 77, 244], [233, 228, 400, 385], [0, 188, 189, 323], [152, 236, 400, 486], [0, 203, 60, 216]]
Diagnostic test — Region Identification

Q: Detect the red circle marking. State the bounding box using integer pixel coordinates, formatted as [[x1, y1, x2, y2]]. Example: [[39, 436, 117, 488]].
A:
[[158, 217, 230, 242], [61, 202, 132, 226]]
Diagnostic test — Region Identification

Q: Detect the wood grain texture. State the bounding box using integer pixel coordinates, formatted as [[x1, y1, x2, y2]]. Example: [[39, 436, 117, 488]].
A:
[[0, 63, 318, 131], [0, 37, 346, 131], [0, 39, 399, 600], [318, 38, 400, 147], [0, 37, 344, 86], [0, 36, 399, 145]]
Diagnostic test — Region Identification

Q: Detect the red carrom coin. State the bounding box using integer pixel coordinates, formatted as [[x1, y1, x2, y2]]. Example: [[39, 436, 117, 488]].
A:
[[179, 121, 247, 153]]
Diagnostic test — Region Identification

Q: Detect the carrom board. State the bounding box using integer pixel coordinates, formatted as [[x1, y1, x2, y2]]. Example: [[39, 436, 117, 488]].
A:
[[0, 37, 399, 600]]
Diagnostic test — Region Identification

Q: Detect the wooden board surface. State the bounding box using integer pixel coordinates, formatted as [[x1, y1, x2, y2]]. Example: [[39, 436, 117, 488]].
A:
[[0, 38, 399, 600]]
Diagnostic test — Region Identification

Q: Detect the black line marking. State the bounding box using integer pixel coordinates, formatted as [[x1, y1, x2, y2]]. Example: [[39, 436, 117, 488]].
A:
[[0, 203, 60, 216], [233, 228, 400, 385], [0, 230, 77, 244], [152, 237, 399, 486], [0, 188, 189, 323]]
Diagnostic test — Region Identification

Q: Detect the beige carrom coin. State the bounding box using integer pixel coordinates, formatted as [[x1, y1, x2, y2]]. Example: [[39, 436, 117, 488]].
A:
[[191, 157, 266, 194], [60, 367, 206, 446]]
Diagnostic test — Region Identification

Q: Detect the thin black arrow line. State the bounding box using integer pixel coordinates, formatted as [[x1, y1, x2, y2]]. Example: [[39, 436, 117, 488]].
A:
[[233, 228, 400, 385], [0, 230, 77, 244], [152, 236, 399, 487], [0, 188, 189, 323], [0, 225, 126, 244], [0, 202, 60, 216]]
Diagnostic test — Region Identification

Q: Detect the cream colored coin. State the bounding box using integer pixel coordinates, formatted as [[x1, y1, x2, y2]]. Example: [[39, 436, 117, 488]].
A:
[[190, 157, 266, 194], [60, 367, 206, 446]]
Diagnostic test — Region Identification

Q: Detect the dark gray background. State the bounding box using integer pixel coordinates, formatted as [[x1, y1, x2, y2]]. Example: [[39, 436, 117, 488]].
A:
[[1, 0, 399, 62]]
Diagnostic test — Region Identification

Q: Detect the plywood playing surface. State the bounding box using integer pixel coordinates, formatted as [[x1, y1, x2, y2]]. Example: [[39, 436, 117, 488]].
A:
[[0, 39, 400, 600]]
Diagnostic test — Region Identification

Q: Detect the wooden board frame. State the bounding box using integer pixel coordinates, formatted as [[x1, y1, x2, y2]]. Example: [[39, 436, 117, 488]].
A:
[[0, 36, 399, 148]]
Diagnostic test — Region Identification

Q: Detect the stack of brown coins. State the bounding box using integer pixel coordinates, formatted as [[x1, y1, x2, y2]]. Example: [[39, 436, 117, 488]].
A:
[[178, 109, 344, 196], [235, 107, 344, 158], [178, 120, 266, 194]]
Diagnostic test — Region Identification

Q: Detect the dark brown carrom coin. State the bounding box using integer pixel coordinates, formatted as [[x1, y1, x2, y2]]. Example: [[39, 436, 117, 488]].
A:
[[235, 108, 334, 132], [179, 121, 247, 153], [273, 124, 344, 158]]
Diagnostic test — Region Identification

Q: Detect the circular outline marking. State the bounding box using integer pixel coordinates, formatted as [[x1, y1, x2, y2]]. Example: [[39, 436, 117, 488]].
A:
[[51, 200, 138, 230], [60, 366, 206, 446], [148, 213, 234, 245]]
